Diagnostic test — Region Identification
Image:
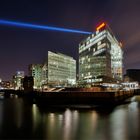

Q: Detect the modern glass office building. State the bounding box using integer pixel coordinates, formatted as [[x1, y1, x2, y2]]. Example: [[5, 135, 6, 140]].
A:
[[29, 64, 47, 89], [13, 71, 25, 90], [48, 51, 76, 87], [79, 23, 123, 84]]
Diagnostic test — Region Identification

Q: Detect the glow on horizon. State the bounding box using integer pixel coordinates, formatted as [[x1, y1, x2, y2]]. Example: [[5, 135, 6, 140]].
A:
[[0, 19, 92, 34]]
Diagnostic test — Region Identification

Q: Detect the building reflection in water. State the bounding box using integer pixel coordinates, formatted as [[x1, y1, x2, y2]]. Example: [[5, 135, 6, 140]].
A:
[[76, 110, 98, 140], [14, 99, 23, 129], [44, 108, 99, 140], [63, 109, 72, 140], [0, 97, 138, 140], [110, 106, 128, 140], [128, 102, 139, 139], [30, 100, 140, 140], [32, 104, 40, 132], [48, 113, 56, 138]]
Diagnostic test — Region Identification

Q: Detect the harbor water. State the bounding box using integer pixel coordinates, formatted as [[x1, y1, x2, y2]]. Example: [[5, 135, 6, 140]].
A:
[[0, 96, 140, 140]]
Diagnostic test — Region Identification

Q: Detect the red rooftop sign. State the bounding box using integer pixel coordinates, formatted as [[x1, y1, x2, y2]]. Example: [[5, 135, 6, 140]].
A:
[[96, 22, 106, 31]]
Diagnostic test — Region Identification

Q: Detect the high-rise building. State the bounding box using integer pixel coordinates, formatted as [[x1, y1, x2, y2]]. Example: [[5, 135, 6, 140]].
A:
[[41, 64, 48, 86], [47, 51, 76, 87], [79, 23, 123, 84], [29, 64, 47, 89], [13, 71, 25, 90]]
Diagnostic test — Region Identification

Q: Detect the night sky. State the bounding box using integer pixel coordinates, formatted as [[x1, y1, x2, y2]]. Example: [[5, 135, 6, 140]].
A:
[[0, 0, 140, 80]]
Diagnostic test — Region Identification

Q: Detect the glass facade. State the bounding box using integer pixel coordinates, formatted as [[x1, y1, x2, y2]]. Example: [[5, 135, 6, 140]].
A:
[[13, 71, 25, 90], [48, 51, 76, 87], [79, 24, 123, 84], [29, 64, 47, 89]]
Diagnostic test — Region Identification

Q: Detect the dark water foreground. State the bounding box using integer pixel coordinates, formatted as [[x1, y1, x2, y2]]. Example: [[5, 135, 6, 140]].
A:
[[0, 96, 140, 140]]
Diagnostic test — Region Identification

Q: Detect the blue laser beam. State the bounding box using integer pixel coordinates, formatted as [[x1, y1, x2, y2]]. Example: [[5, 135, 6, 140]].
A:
[[0, 19, 92, 34]]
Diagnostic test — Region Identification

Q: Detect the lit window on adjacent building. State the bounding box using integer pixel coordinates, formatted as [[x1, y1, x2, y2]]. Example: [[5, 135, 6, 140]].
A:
[[92, 34, 94, 37], [88, 65, 90, 69], [97, 41, 101, 46], [88, 47, 90, 51]]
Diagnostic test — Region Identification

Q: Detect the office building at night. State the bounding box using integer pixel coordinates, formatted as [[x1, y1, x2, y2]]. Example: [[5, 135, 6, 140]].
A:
[[13, 71, 25, 90], [79, 23, 123, 84], [29, 64, 47, 89], [47, 51, 76, 87]]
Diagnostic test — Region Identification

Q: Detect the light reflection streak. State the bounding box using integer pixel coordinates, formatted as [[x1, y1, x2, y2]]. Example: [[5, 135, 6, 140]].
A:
[[128, 102, 139, 137], [58, 114, 63, 127], [63, 109, 72, 140], [32, 104, 39, 131], [110, 108, 128, 140], [78, 110, 98, 140], [91, 111, 98, 130], [71, 110, 79, 139], [49, 113, 55, 126], [46, 112, 57, 140]]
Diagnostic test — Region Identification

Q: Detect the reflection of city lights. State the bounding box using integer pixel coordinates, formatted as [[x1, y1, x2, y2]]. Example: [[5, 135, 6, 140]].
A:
[[58, 114, 63, 127], [49, 113, 55, 127], [129, 102, 138, 109], [64, 109, 72, 127], [32, 104, 37, 121], [91, 111, 98, 122], [58, 114, 63, 121], [73, 110, 79, 121], [63, 109, 72, 140], [32, 104, 40, 131], [50, 113, 55, 118], [130, 96, 136, 102], [32, 104, 37, 115], [72, 110, 79, 139], [47, 112, 56, 140], [128, 101, 139, 136], [110, 109, 128, 140]]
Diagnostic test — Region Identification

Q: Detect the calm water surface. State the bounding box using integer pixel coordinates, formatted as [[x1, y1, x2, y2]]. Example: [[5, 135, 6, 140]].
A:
[[0, 96, 140, 140]]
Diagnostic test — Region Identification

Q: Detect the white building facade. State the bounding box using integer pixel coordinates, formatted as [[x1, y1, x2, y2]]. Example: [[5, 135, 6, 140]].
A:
[[47, 51, 76, 87]]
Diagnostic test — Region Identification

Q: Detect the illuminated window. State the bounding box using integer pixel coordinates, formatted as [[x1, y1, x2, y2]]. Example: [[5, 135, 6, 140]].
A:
[[98, 41, 101, 46], [88, 47, 90, 51], [87, 41, 90, 45]]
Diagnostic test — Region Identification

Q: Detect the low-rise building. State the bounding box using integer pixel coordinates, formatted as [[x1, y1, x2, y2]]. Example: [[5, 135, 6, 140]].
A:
[[47, 51, 76, 87]]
